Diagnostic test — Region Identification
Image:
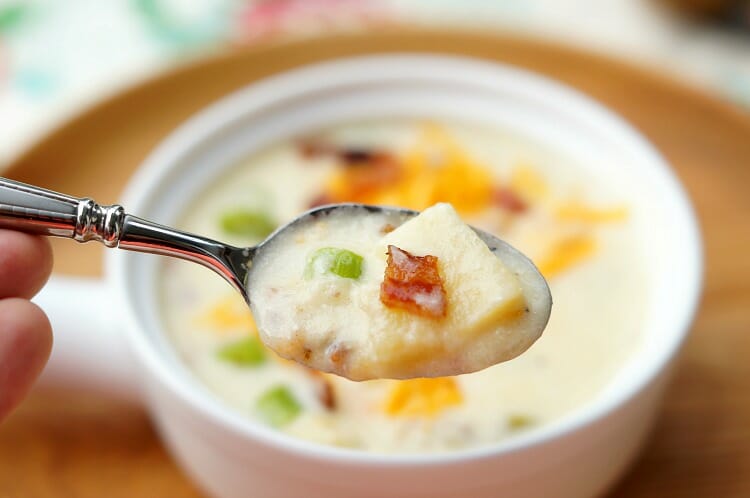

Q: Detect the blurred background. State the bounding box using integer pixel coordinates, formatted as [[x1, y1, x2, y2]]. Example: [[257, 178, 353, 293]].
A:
[[1, 2, 750, 497], [1, 0, 749, 166]]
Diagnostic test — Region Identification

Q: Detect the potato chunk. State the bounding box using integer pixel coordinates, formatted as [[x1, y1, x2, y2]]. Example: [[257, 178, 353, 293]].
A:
[[381, 203, 526, 337]]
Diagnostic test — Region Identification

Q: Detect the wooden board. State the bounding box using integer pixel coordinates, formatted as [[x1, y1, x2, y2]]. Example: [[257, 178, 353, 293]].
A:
[[1, 28, 749, 497]]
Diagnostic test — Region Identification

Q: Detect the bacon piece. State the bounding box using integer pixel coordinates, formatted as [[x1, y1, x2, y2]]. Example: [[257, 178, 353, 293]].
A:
[[300, 141, 402, 202], [380, 245, 447, 318], [336, 152, 401, 199], [337, 148, 379, 163], [297, 140, 387, 168], [379, 223, 396, 235], [492, 187, 528, 214], [326, 342, 350, 366], [306, 369, 336, 410], [297, 140, 334, 159], [307, 193, 334, 209]]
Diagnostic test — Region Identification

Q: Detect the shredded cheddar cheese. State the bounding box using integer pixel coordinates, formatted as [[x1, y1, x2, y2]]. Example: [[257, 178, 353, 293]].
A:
[[195, 296, 257, 335], [322, 124, 494, 214], [510, 165, 548, 201], [316, 123, 629, 283], [399, 124, 493, 213], [555, 202, 628, 223], [383, 378, 463, 417], [537, 235, 597, 278]]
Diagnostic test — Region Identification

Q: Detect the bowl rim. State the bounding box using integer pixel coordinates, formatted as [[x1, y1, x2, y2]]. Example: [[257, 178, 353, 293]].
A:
[[110, 54, 703, 466]]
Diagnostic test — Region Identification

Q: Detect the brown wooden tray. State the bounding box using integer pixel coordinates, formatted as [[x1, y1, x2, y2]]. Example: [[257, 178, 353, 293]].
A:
[[1, 28, 749, 498]]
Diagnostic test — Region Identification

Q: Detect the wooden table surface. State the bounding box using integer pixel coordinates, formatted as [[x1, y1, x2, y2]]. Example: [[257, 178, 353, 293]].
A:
[[1, 29, 749, 497]]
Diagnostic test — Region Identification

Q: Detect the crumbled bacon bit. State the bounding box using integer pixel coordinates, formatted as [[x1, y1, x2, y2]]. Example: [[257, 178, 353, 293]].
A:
[[380, 245, 447, 318], [306, 369, 336, 410], [380, 223, 396, 235], [337, 148, 379, 163], [308, 193, 333, 208], [337, 152, 401, 198], [492, 187, 528, 213], [301, 142, 402, 203], [297, 141, 384, 165], [297, 140, 334, 159], [326, 342, 349, 366]]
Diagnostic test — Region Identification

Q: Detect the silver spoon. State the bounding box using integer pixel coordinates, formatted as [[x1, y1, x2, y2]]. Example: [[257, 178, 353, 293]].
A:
[[0, 177, 547, 306], [0, 178, 552, 380]]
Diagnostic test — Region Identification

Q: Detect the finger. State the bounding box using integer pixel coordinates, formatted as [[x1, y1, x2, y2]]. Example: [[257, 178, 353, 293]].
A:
[[0, 229, 53, 299], [0, 298, 53, 421]]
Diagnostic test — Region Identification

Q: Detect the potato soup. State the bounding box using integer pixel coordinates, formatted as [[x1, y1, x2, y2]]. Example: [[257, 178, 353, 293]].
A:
[[248, 203, 551, 380], [160, 120, 646, 453]]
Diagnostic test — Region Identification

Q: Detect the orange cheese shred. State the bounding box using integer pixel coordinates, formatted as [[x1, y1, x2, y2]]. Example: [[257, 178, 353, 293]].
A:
[[384, 378, 463, 417], [195, 296, 257, 335], [537, 235, 597, 278], [555, 202, 628, 223]]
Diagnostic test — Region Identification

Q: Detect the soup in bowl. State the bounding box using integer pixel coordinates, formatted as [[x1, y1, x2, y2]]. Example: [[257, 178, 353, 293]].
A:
[[160, 119, 646, 453]]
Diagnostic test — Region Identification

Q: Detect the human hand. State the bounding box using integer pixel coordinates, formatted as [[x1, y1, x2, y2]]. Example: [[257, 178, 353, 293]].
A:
[[0, 229, 53, 422]]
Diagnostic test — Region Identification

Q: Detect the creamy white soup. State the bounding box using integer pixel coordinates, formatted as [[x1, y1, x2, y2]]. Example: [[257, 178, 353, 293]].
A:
[[160, 120, 645, 453], [248, 203, 551, 380]]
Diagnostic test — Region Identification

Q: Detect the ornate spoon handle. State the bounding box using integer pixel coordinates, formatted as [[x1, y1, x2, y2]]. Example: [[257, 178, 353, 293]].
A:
[[0, 177, 125, 246], [0, 177, 252, 299]]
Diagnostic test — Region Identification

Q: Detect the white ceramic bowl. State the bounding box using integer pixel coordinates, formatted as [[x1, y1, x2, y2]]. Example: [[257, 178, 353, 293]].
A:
[[35, 55, 702, 498]]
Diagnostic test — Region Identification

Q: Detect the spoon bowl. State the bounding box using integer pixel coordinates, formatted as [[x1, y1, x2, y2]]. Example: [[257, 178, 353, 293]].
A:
[[247, 202, 552, 379]]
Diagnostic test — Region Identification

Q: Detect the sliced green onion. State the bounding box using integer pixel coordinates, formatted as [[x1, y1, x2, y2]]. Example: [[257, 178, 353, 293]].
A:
[[220, 209, 276, 239], [217, 336, 266, 366], [256, 385, 302, 427], [305, 247, 363, 279], [507, 414, 535, 431]]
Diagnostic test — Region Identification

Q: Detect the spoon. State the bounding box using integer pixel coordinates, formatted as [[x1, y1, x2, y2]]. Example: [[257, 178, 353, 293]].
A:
[[0, 177, 552, 379], [0, 177, 544, 304]]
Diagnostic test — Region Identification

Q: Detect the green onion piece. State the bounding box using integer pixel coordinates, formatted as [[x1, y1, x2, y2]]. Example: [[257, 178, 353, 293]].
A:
[[305, 247, 363, 279], [217, 337, 266, 366], [507, 414, 535, 431], [220, 209, 276, 239], [256, 386, 302, 427]]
